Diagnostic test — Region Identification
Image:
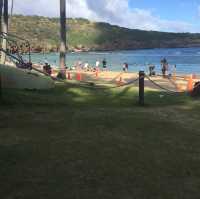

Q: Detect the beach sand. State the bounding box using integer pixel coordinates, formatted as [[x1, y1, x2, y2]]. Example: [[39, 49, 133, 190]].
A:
[[57, 69, 199, 92], [32, 62, 199, 92]]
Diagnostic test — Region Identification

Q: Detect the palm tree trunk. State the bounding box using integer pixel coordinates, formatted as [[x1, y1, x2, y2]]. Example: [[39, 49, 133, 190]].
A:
[[9, 0, 14, 26], [0, 0, 3, 32], [60, 0, 66, 75], [1, 0, 8, 64]]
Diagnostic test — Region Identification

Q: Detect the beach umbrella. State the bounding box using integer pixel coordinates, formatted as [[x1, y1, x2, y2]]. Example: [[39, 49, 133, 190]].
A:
[[59, 0, 67, 76]]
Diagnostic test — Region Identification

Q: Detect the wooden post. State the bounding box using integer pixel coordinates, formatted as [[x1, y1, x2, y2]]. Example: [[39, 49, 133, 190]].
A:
[[139, 71, 145, 106], [59, 0, 66, 78], [1, 0, 8, 64], [0, 1, 2, 102], [0, 73, 2, 100]]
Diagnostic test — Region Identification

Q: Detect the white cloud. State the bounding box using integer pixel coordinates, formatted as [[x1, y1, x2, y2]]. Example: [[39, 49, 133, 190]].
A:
[[11, 0, 59, 17], [10, 0, 199, 33]]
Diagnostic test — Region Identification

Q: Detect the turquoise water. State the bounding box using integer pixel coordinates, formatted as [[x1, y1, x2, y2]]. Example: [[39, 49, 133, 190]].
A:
[[29, 47, 200, 74]]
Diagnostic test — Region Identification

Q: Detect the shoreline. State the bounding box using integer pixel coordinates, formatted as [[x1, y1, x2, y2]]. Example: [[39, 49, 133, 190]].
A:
[[29, 47, 200, 75], [5, 62, 200, 92], [29, 46, 200, 54]]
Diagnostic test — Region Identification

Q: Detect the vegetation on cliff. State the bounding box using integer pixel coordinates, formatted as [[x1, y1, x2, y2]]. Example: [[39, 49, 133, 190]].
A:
[[9, 15, 200, 52]]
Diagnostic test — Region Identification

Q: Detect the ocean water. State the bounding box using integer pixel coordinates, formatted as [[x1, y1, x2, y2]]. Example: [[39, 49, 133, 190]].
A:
[[29, 47, 200, 74]]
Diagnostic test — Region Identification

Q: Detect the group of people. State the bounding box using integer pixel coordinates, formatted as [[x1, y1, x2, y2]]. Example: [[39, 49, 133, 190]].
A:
[[42, 57, 175, 78], [74, 58, 108, 72], [74, 59, 129, 73], [42, 58, 109, 75], [41, 56, 131, 74], [148, 58, 176, 77]]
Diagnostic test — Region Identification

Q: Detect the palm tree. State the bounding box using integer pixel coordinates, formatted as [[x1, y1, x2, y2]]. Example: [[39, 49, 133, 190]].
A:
[[0, 0, 3, 32], [9, 0, 14, 25], [59, 0, 67, 76]]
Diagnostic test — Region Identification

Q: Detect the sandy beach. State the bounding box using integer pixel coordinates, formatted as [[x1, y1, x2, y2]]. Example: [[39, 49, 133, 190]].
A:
[[50, 68, 199, 92]]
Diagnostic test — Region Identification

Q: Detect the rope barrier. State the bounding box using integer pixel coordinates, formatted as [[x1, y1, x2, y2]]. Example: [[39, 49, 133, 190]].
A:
[[58, 77, 139, 90], [57, 72, 186, 93], [109, 72, 124, 83], [145, 75, 183, 94], [76, 77, 139, 90], [155, 74, 187, 80]]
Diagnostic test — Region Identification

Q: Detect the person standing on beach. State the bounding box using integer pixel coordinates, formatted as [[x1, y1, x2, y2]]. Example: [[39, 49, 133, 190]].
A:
[[96, 60, 100, 68], [122, 63, 128, 72], [83, 62, 89, 71], [95, 60, 100, 71], [161, 58, 168, 77], [43, 61, 52, 75], [125, 63, 128, 71], [102, 58, 107, 70], [76, 60, 82, 70], [123, 63, 126, 72]]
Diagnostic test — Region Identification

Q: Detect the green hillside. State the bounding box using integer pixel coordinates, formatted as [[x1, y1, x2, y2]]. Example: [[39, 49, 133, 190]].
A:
[[9, 15, 200, 52]]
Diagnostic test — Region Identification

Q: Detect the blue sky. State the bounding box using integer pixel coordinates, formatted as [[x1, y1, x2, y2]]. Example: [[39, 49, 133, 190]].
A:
[[129, 0, 200, 23], [12, 0, 200, 33]]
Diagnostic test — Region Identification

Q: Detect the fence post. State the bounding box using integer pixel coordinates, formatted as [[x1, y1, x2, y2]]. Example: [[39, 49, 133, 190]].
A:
[[139, 71, 145, 105]]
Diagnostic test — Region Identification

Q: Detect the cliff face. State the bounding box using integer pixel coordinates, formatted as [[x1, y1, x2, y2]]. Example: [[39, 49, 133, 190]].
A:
[[9, 15, 200, 52]]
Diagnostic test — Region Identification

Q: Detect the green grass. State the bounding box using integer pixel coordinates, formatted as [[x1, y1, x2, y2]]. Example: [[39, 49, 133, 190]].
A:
[[0, 84, 200, 199]]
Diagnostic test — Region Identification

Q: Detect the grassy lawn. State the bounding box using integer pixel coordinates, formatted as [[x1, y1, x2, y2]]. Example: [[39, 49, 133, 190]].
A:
[[0, 83, 200, 199]]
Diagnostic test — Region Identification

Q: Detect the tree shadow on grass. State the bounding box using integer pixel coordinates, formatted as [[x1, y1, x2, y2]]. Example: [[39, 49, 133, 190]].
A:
[[0, 83, 193, 109], [144, 90, 190, 107]]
